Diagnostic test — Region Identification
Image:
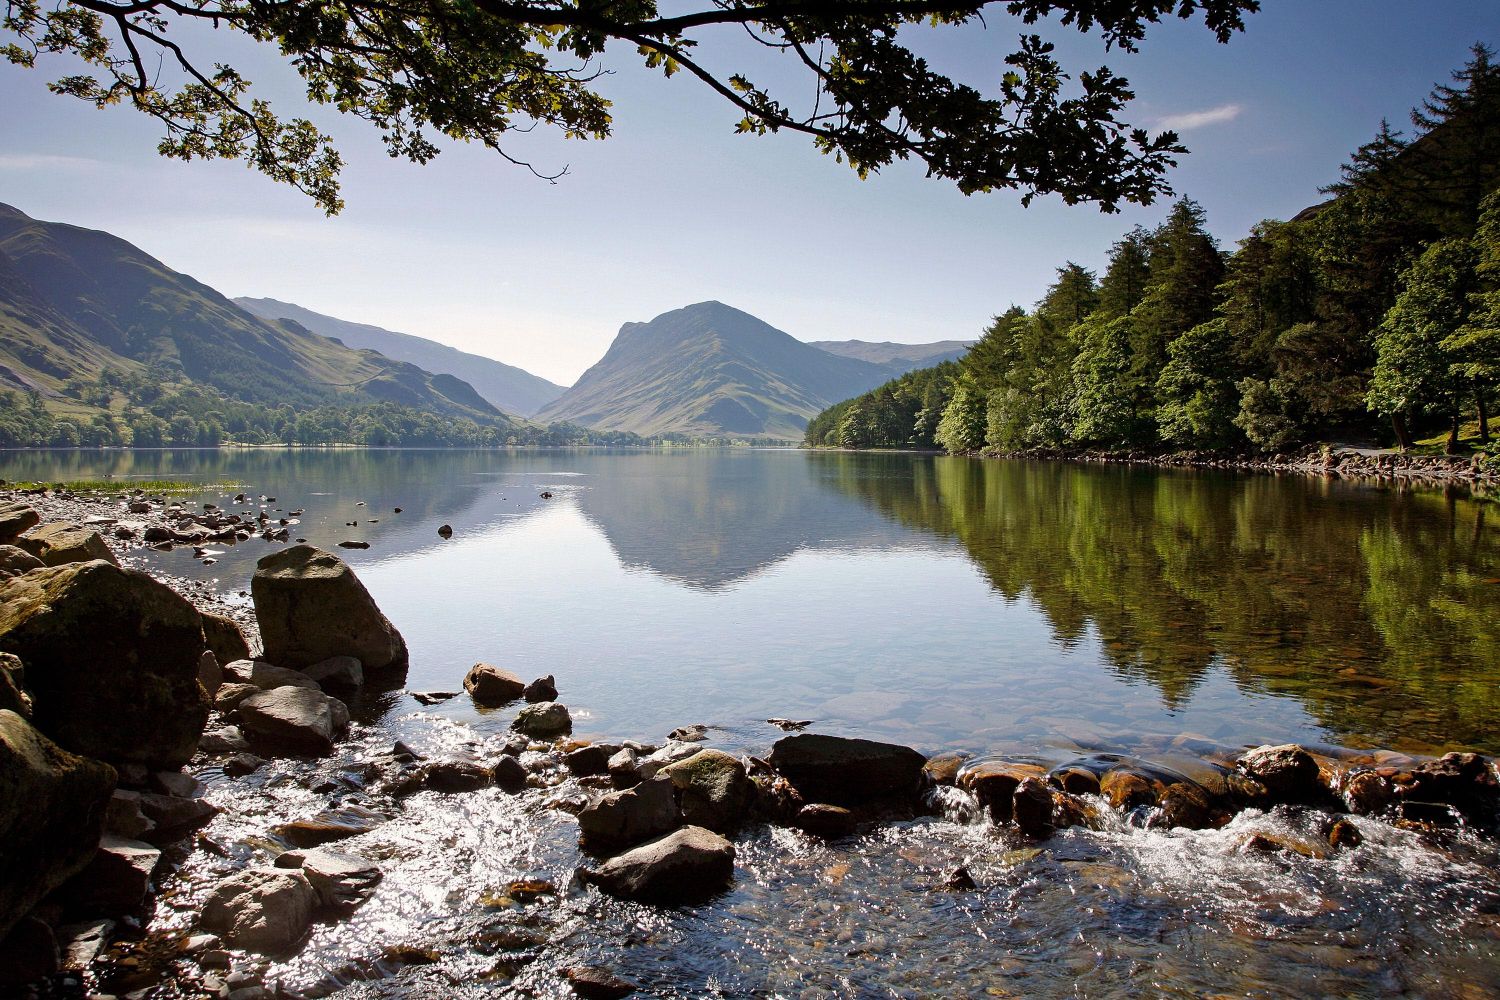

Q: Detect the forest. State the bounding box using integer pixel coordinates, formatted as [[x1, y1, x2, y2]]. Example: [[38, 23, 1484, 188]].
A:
[[806, 48, 1500, 457]]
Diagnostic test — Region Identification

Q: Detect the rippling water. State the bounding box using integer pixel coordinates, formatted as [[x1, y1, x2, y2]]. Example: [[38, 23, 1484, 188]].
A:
[[6, 447, 1500, 996]]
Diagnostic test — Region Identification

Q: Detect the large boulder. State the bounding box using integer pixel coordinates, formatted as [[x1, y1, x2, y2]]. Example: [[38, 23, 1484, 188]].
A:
[[223, 658, 319, 692], [274, 848, 382, 912], [0, 653, 30, 719], [57, 835, 160, 914], [577, 776, 681, 851], [200, 612, 251, 666], [768, 734, 926, 809], [583, 826, 735, 904], [200, 867, 317, 954], [463, 663, 525, 706], [0, 501, 40, 545], [0, 710, 116, 940], [662, 749, 754, 834], [237, 687, 350, 757], [513, 701, 572, 737], [17, 522, 119, 568], [252, 546, 407, 673], [0, 544, 43, 579], [0, 561, 209, 767]]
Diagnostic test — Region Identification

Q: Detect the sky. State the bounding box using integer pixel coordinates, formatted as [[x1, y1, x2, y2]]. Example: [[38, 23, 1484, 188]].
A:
[[2, 2, 1498, 386]]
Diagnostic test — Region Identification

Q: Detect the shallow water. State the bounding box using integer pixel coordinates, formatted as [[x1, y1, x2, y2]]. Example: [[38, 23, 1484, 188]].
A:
[[6, 447, 1500, 997]]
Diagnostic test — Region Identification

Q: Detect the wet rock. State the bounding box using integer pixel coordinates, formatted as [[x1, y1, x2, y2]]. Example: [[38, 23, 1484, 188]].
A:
[[608, 748, 642, 789], [523, 674, 558, 703], [1237, 744, 1326, 803], [274, 848, 381, 912], [582, 825, 735, 904], [106, 790, 153, 839], [143, 525, 173, 544], [214, 683, 261, 712], [662, 749, 753, 834], [422, 757, 492, 793], [337, 540, 370, 550], [940, 866, 978, 891], [564, 965, 636, 999], [273, 804, 386, 847], [236, 687, 350, 757], [56, 918, 113, 971], [252, 545, 408, 674], [197, 650, 223, 699], [768, 734, 926, 809], [0, 652, 30, 719], [1051, 788, 1103, 832], [491, 755, 529, 792], [578, 776, 681, 851], [636, 741, 704, 782], [437, 524, 453, 538], [1153, 781, 1223, 830], [137, 791, 218, 843], [1404, 752, 1499, 824], [303, 655, 363, 693], [0, 560, 210, 767], [669, 724, 710, 743], [767, 718, 812, 732], [513, 701, 572, 738], [151, 769, 202, 798], [794, 803, 856, 839], [1049, 765, 1102, 797], [223, 658, 319, 692], [1100, 769, 1165, 811], [59, 835, 160, 913], [0, 544, 43, 578], [0, 501, 40, 545], [1344, 770, 1397, 815], [200, 724, 251, 755], [0, 710, 116, 940], [957, 761, 1047, 823], [923, 752, 968, 787], [224, 753, 266, 778], [200, 867, 316, 954], [1325, 817, 1364, 849], [1012, 777, 1058, 838], [1240, 831, 1330, 860], [411, 690, 459, 706], [17, 522, 118, 567], [200, 612, 251, 666], [464, 663, 525, 706], [0, 915, 58, 989], [566, 744, 611, 777]]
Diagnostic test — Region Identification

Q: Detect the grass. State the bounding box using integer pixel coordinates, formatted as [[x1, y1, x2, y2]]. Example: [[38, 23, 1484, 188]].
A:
[[2, 479, 243, 494]]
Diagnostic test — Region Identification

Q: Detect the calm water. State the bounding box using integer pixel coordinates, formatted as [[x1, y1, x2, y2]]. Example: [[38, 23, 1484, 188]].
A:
[[5, 448, 1499, 997]]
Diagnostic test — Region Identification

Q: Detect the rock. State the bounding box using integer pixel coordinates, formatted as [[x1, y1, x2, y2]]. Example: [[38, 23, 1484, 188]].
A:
[[273, 848, 381, 912], [59, 835, 161, 913], [941, 866, 978, 891], [214, 683, 261, 712], [636, 741, 704, 782], [200, 867, 316, 954], [200, 613, 251, 667], [236, 687, 350, 756], [669, 724, 710, 743], [769, 734, 926, 809], [464, 663, 526, 706], [223, 658, 320, 691], [577, 776, 681, 851], [422, 757, 492, 793], [608, 748, 642, 789], [794, 803, 857, 839], [564, 965, 637, 999], [1049, 765, 1102, 797], [1344, 770, 1397, 815], [0, 652, 30, 719], [0, 915, 58, 989], [411, 690, 459, 706], [0, 710, 116, 940], [273, 804, 386, 847], [142, 525, 173, 543], [252, 545, 407, 674], [1325, 818, 1364, 849], [523, 674, 558, 703], [583, 825, 735, 904], [923, 752, 968, 786], [200, 724, 251, 755], [566, 744, 612, 777], [1403, 752, 1499, 823], [957, 761, 1047, 823], [56, 918, 114, 971], [1153, 782, 1222, 830], [337, 540, 369, 549], [106, 790, 154, 839], [513, 701, 572, 737], [0, 501, 40, 545], [1099, 769, 1165, 811], [662, 749, 754, 834], [197, 651, 223, 699], [0, 544, 43, 578], [137, 791, 218, 843], [1237, 744, 1326, 803], [224, 753, 266, 777], [18, 522, 119, 567], [1240, 831, 1330, 860], [303, 656, 363, 693], [0, 561, 210, 767], [152, 769, 202, 798], [491, 755, 528, 792], [437, 524, 453, 538], [1012, 777, 1057, 838]]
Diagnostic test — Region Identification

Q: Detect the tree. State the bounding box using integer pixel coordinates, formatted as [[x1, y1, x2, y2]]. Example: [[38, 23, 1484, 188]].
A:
[[935, 377, 988, 453], [1444, 188, 1500, 440], [1096, 225, 1153, 318], [3, 1, 1259, 214], [1155, 318, 1241, 448]]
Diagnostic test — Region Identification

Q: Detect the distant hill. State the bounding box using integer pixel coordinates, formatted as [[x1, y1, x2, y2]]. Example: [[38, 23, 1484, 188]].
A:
[[535, 301, 911, 440], [234, 297, 566, 417], [0, 202, 509, 426], [810, 339, 972, 368]]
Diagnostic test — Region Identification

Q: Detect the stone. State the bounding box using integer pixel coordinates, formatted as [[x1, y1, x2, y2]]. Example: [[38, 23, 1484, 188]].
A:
[[411, 690, 458, 705], [152, 770, 203, 798], [198, 651, 223, 699], [59, 835, 161, 913], [1012, 777, 1057, 838], [1099, 769, 1165, 811], [252, 545, 407, 673], [224, 753, 266, 778], [491, 755, 529, 792], [1344, 770, 1397, 815], [636, 741, 703, 782], [0, 561, 209, 767], [794, 803, 857, 839], [577, 776, 681, 851], [236, 687, 350, 756], [669, 724, 710, 743], [137, 792, 218, 843], [524, 674, 558, 703], [662, 749, 754, 834], [200, 612, 252, 666], [0, 710, 116, 941], [56, 918, 114, 971], [1403, 752, 1499, 823], [957, 761, 1048, 823], [1325, 818, 1364, 849], [1237, 744, 1326, 803], [17, 522, 119, 567], [1049, 765, 1102, 797], [564, 965, 637, 999], [303, 656, 364, 693], [567, 744, 612, 777], [513, 701, 572, 737], [1153, 782, 1222, 830], [273, 804, 386, 848], [0, 915, 58, 989], [0, 544, 43, 578], [583, 825, 735, 904], [215, 683, 261, 712], [223, 658, 319, 692], [608, 748, 641, 789], [923, 752, 968, 786], [106, 789, 154, 840], [464, 663, 526, 706], [0, 501, 40, 545], [274, 848, 381, 912], [422, 757, 492, 793], [200, 867, 316, 954], [0, 652, 30, 719], [199, 725, 251, 755], [769, 734, 926, 809]]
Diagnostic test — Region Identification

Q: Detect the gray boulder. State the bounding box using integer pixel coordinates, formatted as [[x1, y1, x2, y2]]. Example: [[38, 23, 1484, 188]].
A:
[[17, 522, 118, 567], [0, 710, 116, 940], [252, 545, 407, 673], [513, 701, 571, 737], [223, 658, 319, 691], [464, 662, 525, 706], [0, 501, 40, 545], [237, 687, 350, 757], [661, 749, 754, 834], [577, 776, 681, 851], [583, 825, 735, 904], [768, 734, 926, 809], [200, 867, 316, 954], [274, 848, 382, 912]]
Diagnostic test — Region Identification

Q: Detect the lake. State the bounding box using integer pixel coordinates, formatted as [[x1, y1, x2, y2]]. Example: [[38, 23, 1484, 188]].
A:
[[5, 447, 1499, 997]]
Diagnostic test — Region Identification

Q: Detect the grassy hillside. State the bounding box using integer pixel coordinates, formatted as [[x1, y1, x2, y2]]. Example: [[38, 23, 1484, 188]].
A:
[[809, 339, 972, 370]]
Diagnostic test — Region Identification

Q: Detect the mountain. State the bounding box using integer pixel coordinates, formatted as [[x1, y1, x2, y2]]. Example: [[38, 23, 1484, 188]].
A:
[[810, 339, 972, 369], [234, 297, 566, 417], [535, 301, 911, 439], [0, 203, 509, 425]]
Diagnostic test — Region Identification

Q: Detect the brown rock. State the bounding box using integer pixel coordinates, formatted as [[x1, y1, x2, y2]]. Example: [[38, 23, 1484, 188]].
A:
[[565, 965, 637, 999], [0, 544, 43, 578], [1344, 770, 1397, 815], [1237, 744, 1326, 803], [768, 734, 926, 809], [0, 502, 40, 546], [236, 687, 350, 756], [524, 674, 558, 703], [57, 835, 160, 913], [252, 545, 407, 674], [794, 803, 857, 839], [958, 760, 1048, 823], [463, 663, 526, 706], [922, 752, 968, 786], [582, 825, 735, 904], [1100, 769, 1165, 811], [200, 867, 316, 954], [1049, 765, 1102, 797], [1012, 777, 1057, 838], [18, 522, 118, 567], [577, 776, 681, 851], [200, 612, 251, 666]]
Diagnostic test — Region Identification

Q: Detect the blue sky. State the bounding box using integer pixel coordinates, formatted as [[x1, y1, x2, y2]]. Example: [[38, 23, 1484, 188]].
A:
[[2, 2, 1497, 385]]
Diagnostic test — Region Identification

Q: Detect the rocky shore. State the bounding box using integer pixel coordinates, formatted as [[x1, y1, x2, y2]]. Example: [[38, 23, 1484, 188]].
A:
[[1, 484, 1498, 998]]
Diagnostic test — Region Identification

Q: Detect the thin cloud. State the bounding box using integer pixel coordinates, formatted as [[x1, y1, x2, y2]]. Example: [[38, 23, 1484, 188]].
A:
[[0, 153, 105, 171], [1156, 104, 1243, 132]]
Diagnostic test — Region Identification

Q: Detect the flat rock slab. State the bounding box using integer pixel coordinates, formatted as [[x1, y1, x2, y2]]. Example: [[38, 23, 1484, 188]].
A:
[[273, 804, 387, 848], [19, 523, 118, 568], [274, 848, 382, 912], [223, 659, 319, 692]]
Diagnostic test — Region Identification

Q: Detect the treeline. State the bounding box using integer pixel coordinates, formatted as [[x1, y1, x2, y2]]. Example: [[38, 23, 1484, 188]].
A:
[[807, 47, 1500, 455]]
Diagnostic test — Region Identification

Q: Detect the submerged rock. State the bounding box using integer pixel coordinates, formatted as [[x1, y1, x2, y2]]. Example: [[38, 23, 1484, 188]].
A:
[[200, 867, 317, 954], [464, 663, 526, 706], [768, 734, 926, 809], [236, 686, 350, 756], [252, 545, 407, 674], [273, 804, 386, 847], [564, 965, 637, 999], [794, 803, 857, 839], [582, 825, 735, 904]]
